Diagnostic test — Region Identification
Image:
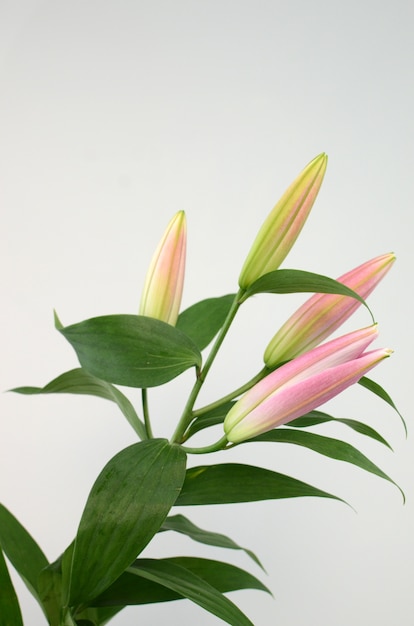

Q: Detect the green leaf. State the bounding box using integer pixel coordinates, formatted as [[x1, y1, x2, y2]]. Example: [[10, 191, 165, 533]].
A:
[[67, 439, 187, 606], [58, 315, 202, 388], [116, 558, 256, 625], [92, 556, 269, 606], [359, 376, 407, 435], [38, 560, 64, 626], [176, 295, 236, 351], [249, 429, 404, 501], [160, 514, 263, 569], [0, 504, 49, 609], [241, 269, 372, 318], [288, 410, 393, 449], [184, 401, 236, 439], [0, 547, 23, 626], [11, 368, 146, 439], [175, 463, 344, 505]]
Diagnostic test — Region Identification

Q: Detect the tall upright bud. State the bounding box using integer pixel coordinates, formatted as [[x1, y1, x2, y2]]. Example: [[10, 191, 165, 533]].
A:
[[238, 154, 328, 290], [139, 211, 187, 326], [264, 253, 395, 367]]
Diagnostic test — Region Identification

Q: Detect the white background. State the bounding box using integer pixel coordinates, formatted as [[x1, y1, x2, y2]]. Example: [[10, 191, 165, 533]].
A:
[[1, 1, 413, 624]]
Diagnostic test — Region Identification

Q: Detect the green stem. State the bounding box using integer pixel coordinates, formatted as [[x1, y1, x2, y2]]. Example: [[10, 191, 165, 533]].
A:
[[181, 434, 229, 454], [170, 289, 244, 444], [142, 389, 154, 438]]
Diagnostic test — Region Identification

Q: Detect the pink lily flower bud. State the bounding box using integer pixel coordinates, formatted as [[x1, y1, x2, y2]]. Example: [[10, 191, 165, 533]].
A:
[[238, 153, 328, 290], [139, 211, 187, 326], [224, 325, 391, 443], [264, 253, 395, 367]]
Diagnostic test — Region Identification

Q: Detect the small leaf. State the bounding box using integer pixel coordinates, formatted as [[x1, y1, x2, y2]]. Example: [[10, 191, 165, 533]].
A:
[[0, 547, 23, 626], [288, 410, 392, 449], [160, 514, 263, 569], [175, 463, 344, 505], [121, 558, 256, 625], [249, 429, 404, 501], [0, 503, 49, 608], [176, 295, 236, 351], [241, 269, 372, 318], [92, 556, 270, 606], [11, 368, 146, 439], [68, 439, 187, 606], [359, 376, 407, 435], [58, 315, 202, 388]]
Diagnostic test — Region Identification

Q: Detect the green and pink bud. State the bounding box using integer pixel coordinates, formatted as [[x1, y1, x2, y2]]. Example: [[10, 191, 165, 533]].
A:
[[238, 153, 328, 290], [139, 211, 187, 326], [264, 253, 395, 367], [224, 325, 391, 443]]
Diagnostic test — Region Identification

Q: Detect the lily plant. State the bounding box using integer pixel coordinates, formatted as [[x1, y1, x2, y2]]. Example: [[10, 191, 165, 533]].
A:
[[1, 154, 404, 626]]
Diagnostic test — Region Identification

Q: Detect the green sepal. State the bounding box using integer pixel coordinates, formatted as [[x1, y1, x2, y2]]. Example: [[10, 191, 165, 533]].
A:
[[175, 463, 344, 505], [160, 514, 264, 569], [11, 368, 146, 439], [0, 547, 23, 626], [67, 439, 187, 606], [249, 429, 404, 501], [58, 314, 202, 388], [176, 295, 236, 351], [240, 269, 372, 318], [0, 503, 49, 610]]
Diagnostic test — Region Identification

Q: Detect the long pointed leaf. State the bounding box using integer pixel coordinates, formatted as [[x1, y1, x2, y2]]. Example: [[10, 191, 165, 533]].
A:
[[176, 295, 236, 351], [124, 558, 256, 626], [175, 464, 344, 505], [11, 368, 146, 439], [58, 314, 202, 388], [0, 547, 23, 626], [249, 429, 404, 500], [359, 376, 407, 435], [288, 410, 392, 449], [241, 269, 372, 318], [67, 439, 186, 606], [0, 504, 48, 608], [92, 556, 269, 606], [160, 514, 263, 569]]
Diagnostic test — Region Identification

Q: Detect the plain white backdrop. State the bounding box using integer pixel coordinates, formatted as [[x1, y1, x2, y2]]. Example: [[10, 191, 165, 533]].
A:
[[1, 1, 413, 624]]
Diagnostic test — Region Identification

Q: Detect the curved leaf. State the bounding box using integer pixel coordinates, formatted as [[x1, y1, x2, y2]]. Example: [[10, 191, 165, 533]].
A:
[[58, 315, 202, 388], [175, 463, 344, 505], [359, 376, 407, 435], [11, 368, 146, 439], [121, 558, 256, 625], [0, 547, 23, 626], [67, 439, 187, 606], [160, 514, 263, 569], [241, 269, 372, 318], [92, 556, 269, 607], [176, 295, 236, 351], [288, 410, 392, 449], [249, 429, 404, 501], [0, 503, 48, 608]]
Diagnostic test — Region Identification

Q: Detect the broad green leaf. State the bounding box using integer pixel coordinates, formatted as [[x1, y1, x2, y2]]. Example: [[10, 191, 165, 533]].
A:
[[176, 295, 236, 351], [92, 556, 269, 606], [184, 401, 236, 439], [68, 439, 187, 606], [11, 368, 146, 439], [175, 463, 344, 505], [0, 503, 48, 608], [249, 429, 404, 501], [58, 315, 202, 388], [241, 269, 372, 318], [0, 547, 23, 626], [288, 410, 392, 449], [359, 376, 407, 435], [118, 558, 256, 626], [160, 514, 263, 569]]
